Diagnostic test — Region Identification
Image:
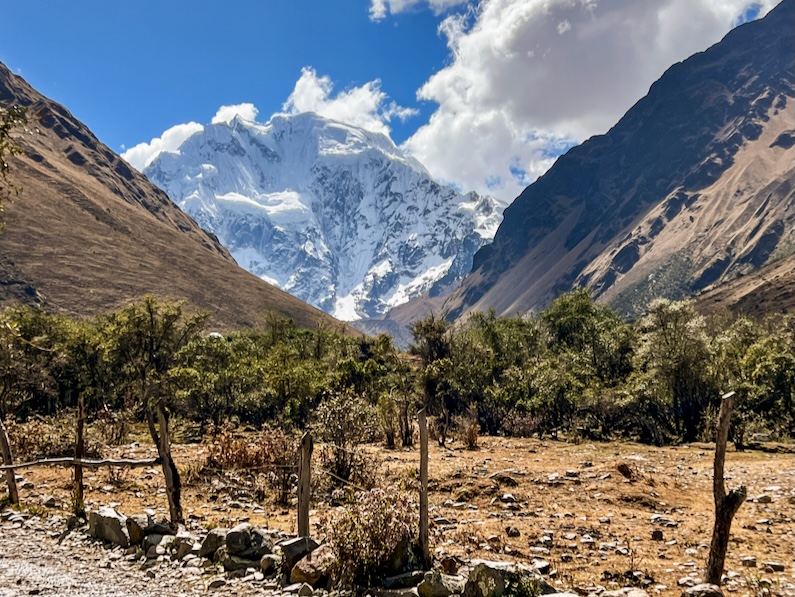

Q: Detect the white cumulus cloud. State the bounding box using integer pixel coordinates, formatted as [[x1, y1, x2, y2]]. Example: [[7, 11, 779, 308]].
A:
[[211, 102, 259, 124], [121, 121, 204, 171], [401, 0, 778, 203], [369, 0, 469, 21], [282, 67, 417, 137]]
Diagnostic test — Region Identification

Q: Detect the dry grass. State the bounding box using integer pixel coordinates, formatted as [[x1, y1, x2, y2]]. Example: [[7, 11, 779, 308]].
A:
[[6, 425, 793, 596]]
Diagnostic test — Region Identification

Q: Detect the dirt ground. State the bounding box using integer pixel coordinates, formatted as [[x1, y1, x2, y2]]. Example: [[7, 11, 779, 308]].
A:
[[8, 435, 795, 596]]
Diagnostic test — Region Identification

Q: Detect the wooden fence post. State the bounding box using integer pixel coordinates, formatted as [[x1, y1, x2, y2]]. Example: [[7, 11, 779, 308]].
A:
[[0, 418, 18, 505], [298, 431, 313, 538], [706, 391, 747, 585], [73, 394, 85, 515], [156, 402, 183, 525], [418, 408, 430, 568]]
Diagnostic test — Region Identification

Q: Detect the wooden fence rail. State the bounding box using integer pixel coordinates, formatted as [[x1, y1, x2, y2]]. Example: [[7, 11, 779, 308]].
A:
[[0, 457, 160, 472]]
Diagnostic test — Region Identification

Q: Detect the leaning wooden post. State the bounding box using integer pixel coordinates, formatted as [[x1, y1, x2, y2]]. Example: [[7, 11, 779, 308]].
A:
[[73, 394, 86, 515], [156, 402, 184, 525], [0, 418, 18, 505], [418, 408, 430, 568], [706, 391, 747, 585], [298, 431, 313, 538]]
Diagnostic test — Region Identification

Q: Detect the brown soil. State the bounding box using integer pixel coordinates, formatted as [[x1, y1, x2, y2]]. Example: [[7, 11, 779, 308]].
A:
[[9, 434, 794, 596]]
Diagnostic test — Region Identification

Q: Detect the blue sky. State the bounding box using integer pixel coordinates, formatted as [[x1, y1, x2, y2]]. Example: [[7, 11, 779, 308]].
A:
[[0, 0, 776, 202]]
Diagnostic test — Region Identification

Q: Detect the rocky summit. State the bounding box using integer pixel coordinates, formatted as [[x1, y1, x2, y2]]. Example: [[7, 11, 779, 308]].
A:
[[143, 111, 501, 321]]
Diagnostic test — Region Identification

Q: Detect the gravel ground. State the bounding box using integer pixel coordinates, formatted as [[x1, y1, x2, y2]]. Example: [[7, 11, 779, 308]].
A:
[[0, 513, 266, 597]]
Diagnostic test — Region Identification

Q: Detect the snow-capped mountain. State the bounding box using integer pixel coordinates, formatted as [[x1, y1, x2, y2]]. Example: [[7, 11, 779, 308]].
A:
[[143, 112, 502, 321]]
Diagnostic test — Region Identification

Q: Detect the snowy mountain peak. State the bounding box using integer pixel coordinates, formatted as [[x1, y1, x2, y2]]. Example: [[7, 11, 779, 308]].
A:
[[144, 111, 502, 321]]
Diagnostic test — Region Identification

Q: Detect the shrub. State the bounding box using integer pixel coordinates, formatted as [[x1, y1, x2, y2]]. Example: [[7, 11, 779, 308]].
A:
[[322, 487, 419, 587], [314, 389, 378, 489], [206, 424, 298, 504], [455, 405, 479, 450], [5, 414, 102, 460]]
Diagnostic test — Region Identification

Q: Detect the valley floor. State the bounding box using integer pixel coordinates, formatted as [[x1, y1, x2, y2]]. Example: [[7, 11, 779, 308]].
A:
[[1, 437, 793, 596]]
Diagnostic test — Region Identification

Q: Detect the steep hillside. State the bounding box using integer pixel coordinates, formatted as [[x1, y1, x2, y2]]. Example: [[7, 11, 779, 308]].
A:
[[445, 0, 795, 320], [143, 112, 501, 321], [0, 63, 343, 332]]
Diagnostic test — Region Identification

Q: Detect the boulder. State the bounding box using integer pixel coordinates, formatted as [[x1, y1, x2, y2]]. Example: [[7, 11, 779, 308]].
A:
[[418, 571, 466, 597], [290, 543, 336, 587], [385, 571, 427, 589], [88, 507, 129, 548], [172, 532, 200, 560], [462, 561, 557, 597], [126, 514, 175, 545], [298, 583, 314, 597], [226, 523, 273, 559], [680, 584, 724, 597], [199, 528, 228, 558], [214, 545, 259, 572], [279, 537, 319, 575], [261, 553, 281, 575]]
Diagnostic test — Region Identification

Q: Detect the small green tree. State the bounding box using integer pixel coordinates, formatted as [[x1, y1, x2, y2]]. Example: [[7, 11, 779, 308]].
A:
[[103, 296, 207, 523]]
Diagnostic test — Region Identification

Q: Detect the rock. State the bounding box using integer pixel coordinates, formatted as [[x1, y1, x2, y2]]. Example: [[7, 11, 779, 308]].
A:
[[42, 495, 57, 508], [126, 514, 150, 545], [88, 507, 130, 548], [462, 560, 556, 597], [680, 583, 724, 597], [755, 494, 772, 504], [462, 563, 506, 597], [291, 543, 336, 587], [602, 590, 649, 597], [261, 553, 281, 575], [126, 514, 175, 545], [298, 583, 314, 597], [280, 536, 319, 575], [440, 557, 460, 576], [489, 472, 519, 487], [651, 530, 664, 541], [763, 562, 785, 572], [226, 523, 273, 558], [506, 526, 521, 538], [199, 528, 228, 558], [500, 493, 516, 503], [418, 571, 466, 597], [173, 533, 199, 560], [214, 545, 259, 572], [208, 578, 226, 589], [533, 561, 550, 575], [385, 571, 427, 589], [740, 556, 756, 567], [751, 432, 771, 442]]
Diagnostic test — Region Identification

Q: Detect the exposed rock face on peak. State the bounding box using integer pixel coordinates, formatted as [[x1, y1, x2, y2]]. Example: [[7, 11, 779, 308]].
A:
[[0, 62, 341, 332], [445, 0, 795, 320], [144, 112, 501, 321]]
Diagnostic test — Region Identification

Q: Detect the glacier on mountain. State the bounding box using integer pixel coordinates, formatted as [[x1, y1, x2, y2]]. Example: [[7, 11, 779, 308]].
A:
[[143, 112, 502, 321]]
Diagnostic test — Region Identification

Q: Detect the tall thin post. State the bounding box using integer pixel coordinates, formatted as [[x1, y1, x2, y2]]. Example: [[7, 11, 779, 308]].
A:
[[156, 402, 183, 525], [73, 394, 86, 515], [298, 432, 313, 538], [0, 418, 18, 505], [418, 408, 430, 568], [706, 391, 747, 584]]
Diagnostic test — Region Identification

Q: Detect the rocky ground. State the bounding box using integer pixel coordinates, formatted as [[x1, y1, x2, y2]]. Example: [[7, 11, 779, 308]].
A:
[[1, 437, 793, 596]]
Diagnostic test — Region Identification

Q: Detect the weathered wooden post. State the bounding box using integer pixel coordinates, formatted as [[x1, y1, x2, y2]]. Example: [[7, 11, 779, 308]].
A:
[[706, 391, 747, 585], [298, 431, 313, 538], [73, 394, 86, 515], [156, 401, 183, 525], [0, 418, 18, 505], [418, 408, 430, 568]]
